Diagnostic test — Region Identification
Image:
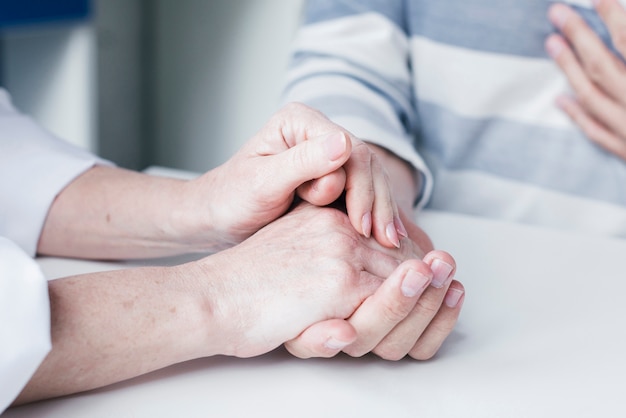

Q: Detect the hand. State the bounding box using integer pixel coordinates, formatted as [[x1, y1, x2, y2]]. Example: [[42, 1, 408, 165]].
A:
[[199, 202, 411, 358], [17, 203, 410, 404], [546, 0, 626, 161], [182, 103, 406, 251], [285, 209, 465, 361]]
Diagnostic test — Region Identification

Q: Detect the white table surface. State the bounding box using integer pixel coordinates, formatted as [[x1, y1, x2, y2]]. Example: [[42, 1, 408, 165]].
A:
[[4, 210, 626, 418]]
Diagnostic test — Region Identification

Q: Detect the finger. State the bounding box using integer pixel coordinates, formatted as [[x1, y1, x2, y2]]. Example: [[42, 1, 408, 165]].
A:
[[297, 168, 346, 206], [284, 319, 357, 359], [399, 208, 433, 256], [343, 140, 376, 239], [423, 250, 456, 289], [261, 131, 352, 198], [548, 3, 626, 101], [370, 153, 404, 249], [342, 259, 433, 358], [556, 94, 626, 160], [274, 102, 349, 147], [594, 0, 626, 59], [367, 253, 456, 360], [359, 246, 404, 279], [546, 34, 626, 136], [409, 280, 465, 360]]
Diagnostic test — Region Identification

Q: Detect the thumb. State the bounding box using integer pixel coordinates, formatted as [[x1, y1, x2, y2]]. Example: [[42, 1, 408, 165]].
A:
[[264, 131, 352, 195], [284, 319, 357, 359]]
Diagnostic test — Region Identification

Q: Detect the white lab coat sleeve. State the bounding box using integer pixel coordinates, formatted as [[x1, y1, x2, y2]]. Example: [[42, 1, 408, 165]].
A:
[[0, 88, 112, 256], [0, 237, 51, 413]]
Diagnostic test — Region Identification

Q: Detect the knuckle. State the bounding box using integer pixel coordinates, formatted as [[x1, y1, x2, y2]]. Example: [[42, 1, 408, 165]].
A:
[[332, 259, 358, 284], [283, 102, 326, 121], [575, 84, 598, 108], [288, 142, 312, 169], [415, 297, 442, 319], [379, 298, 412, 324], [430, 317, 458, 338], [409, 345, 437, 361], [408, 321, 458, 361], [375, 344, 409, 361], [351, 141, 373, 163], [343, 346, 369, 358], [283, 101, 307, 114], [583, 55, 606, 83]]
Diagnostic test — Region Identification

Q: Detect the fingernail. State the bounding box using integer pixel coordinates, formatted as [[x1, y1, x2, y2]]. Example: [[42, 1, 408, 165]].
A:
[[361, 212, 372, 238], [394, 216, 408, 238], [401, 269, 431, 297], [444, 288, 464, 308], [386, 222, 401, 248], [545, 36, 564, 58], [324, 337, 351, 350], [430, 258, 454, 288], [324, 132, 347, 161], [548, 4, 569, 29]]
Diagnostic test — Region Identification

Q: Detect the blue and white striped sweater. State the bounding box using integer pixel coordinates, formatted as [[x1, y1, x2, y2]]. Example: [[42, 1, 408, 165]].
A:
[[283, 0, 626, 238]]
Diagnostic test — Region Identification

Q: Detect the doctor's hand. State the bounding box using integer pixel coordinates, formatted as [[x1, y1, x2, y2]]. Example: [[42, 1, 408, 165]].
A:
[[547, 0, 626, 161], [38, 103, 403, 260], [183, 102, 406, 251], [285, 208, 465, 361]]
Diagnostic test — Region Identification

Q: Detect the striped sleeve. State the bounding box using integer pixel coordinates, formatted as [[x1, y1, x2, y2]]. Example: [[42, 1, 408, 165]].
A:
[[282, 0, 433, 208]]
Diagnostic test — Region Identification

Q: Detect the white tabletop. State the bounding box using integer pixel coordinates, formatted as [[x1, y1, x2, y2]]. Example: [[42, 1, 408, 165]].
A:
[[5, 210, 626, 418]]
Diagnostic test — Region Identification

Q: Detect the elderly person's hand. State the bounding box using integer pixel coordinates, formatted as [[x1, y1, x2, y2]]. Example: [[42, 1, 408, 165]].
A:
[[17, 202, 438, 404], [546, 0, 626, 161], [285, 208, 465, 361]]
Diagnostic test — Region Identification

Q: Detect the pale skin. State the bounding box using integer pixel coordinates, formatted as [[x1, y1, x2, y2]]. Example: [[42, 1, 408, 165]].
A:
[[17, 204, 437, 403], [14, 104, 464, 405], [546, 0, 626, 161], [285, 143, 464, 360], [38, 103, 407, 259]]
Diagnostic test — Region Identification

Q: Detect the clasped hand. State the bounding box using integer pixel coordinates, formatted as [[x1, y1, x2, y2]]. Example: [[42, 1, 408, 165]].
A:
[[181, 103, 408, 251], [204, 202, 463, 361], [186, 103, 464, 361]]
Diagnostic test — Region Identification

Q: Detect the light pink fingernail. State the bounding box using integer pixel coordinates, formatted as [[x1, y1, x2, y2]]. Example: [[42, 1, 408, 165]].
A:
[[545, 36, 564, 58], [324, 132, 347, 161], [361, 212, 372, 238], [324, 337, 350, 350], [431, 258, 454, 288], [548, 4, 569, 29], [444, 288, 465, 308], [395, 216, 408, 238], [386, 222, 401, 248], [401, 269, 432, 298]]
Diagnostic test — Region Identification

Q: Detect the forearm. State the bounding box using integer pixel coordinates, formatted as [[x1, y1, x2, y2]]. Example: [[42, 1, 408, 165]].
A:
[[14, 262, 216, 405], [37, 166, 218, 259]]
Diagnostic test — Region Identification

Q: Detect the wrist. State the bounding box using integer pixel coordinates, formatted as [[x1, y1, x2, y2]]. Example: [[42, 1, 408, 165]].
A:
[[168, 172, 232, 253], [190, 253, 248, 357], [169, 260, 227, 358]]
